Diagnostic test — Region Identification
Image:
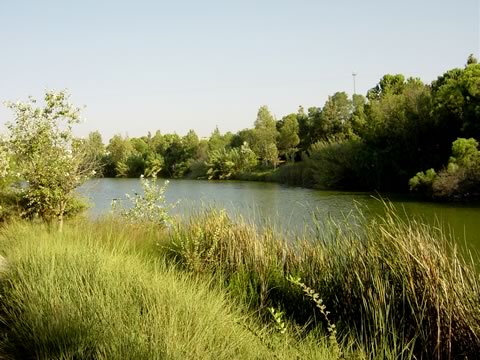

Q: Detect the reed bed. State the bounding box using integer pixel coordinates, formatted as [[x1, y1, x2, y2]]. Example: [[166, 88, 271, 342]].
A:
[[167, 203, 480, 358], [0, 202, 477, 359]]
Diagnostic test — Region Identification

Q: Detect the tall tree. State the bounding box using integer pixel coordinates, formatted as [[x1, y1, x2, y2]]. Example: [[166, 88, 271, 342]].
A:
[[105, 134, 134, 177], [367, 74, 406, 101], [278, 113, 300, 162], [252, 105, 279, 167], [319, 92, 353, 139]]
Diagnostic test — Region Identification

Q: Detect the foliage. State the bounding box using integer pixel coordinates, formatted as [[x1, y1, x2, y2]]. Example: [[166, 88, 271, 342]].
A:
[[166, 204, 480, 359], [410, 138, 480, 199], [58, 55, 480, 198], [307, 139, 369, 189], [0, 223, 277, 359], [252, 105, 279, 167], [367, 74, 406, 101], [115, 175, 175, 227], [314, 92, 353, 141], [4, 90, 94, 225], [278, 114, 300, 162], [287, 276, 341, 358], [408, 168, 437, 194], [206, 142, 257, 180]]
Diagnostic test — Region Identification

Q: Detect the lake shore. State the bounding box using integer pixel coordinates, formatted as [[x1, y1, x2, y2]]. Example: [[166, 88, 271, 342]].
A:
[[0, 203, 478, 359]]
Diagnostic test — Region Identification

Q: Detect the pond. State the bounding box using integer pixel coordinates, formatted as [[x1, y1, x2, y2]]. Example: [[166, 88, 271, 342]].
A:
[[78, 178, 480, 252]]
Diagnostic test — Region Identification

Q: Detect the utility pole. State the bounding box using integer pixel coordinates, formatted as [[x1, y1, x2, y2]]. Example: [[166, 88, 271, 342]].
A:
[[352, 72, 357, 95]]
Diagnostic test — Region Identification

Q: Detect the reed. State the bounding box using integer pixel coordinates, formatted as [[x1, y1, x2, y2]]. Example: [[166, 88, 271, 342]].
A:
[[166, 203, 480, 358]]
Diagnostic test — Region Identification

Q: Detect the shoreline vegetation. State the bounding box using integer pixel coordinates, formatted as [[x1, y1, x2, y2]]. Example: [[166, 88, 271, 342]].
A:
[[73, 55, 480, 201], [0, 202, 478, 359], [0, 57, 479, 358]]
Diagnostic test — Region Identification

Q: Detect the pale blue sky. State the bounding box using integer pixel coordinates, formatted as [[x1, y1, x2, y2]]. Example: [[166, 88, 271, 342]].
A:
[[0, 0, 478, 140]]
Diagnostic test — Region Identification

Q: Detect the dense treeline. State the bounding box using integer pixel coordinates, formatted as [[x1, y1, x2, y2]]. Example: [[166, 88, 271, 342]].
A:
[[81, 55, 480, 198]]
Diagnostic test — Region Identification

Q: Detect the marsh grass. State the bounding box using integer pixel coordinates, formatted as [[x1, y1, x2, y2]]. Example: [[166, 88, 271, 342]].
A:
[[0, 201, 478, 359], [0, 220, 340, 360], [167, 203, 480, 358]]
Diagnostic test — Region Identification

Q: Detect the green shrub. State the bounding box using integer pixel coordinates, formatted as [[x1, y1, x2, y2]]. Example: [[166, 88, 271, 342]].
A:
[[409, 138, 480, 199], [271, 162, 314, 187], [307, 139, 370, 190]]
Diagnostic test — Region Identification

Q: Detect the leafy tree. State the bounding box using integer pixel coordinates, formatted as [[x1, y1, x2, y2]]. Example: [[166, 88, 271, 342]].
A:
[[448, 137, 480, 170], [163, 133, 198, 178], [350, 94, 367, 136], [367, 74, 406, 101], [206, 142, 257, 179], [432, 62, 480, 140], [208, 127, 230, 153], [296, 105, 313, 152], [183, 129, 200, 159], [130, 137, 149, 155], [0, 137, 10, 177], [278, 114, 300, 162], [306, 107, 323, 144], [361, 78, 435, 190], [76, 131, 105, 176], [5, 90, 94, 228], [252, 105, 279, 167], [105, 134, 134, 177], [206, 149, 235, 180], [238, 141, 258, 171], [307, 139, 369, 190], [319, 92, 353, 139], [230, 128, 256, 149]]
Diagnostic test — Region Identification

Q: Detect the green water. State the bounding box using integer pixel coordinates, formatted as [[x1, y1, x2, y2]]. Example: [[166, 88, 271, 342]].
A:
[[78, 178, 480, 252]]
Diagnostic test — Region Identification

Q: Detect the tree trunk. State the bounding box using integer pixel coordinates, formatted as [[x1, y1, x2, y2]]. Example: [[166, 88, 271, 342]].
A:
[[58, 201, 66, 232]]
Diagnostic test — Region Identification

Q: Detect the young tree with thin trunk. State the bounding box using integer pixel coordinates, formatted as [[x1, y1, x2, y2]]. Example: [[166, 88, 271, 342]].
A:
[[5, 90, 95, 230]]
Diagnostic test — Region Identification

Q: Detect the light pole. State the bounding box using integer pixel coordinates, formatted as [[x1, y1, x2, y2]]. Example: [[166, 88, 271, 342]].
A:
[[352, 72, 357, 95]]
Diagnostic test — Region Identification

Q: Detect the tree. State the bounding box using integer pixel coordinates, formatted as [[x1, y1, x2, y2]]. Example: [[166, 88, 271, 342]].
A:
[[367, 74, 406, 101], [0, 139, 12, 190], [5, 90, 95, 228], [432, 62, 480, 140], [350, 94, 367, 137], [319, 92, 353, 139], [252, 105, 279, 167], [208, 127, 229, 153], [296, 105, 313, 152], [206, 142, 257, 179], [278, 113, 300, 162], [77, 131, 105, 176], [105, 134, 134, 177]]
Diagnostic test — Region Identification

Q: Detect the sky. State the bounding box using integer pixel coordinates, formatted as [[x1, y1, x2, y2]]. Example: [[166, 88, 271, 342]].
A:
[[0, 0, 479, 140]]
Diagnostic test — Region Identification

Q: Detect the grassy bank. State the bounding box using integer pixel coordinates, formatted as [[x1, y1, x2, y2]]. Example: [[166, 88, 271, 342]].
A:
[[166, 205, 480, 358], [0, 204, 478, 359], [0, 220, 344, 359]]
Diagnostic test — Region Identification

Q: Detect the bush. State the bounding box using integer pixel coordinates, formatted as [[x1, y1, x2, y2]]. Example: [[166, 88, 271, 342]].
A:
[[271, 162, 314, 187], [409, 138, 480, 199], [307, 139, 370, 190]]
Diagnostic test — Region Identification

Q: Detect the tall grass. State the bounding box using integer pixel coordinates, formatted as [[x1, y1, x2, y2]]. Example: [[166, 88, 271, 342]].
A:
[[0, 201, 478, 359], [0, 220, 340, 360], [167, 203, 480, 358]]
